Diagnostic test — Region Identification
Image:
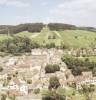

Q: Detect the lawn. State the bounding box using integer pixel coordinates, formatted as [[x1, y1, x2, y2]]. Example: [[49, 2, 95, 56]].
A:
[[59, 30, 96, 48], [32, 28, 96, 48], [0, 34, 12, 41], [15, 31, 33, 37], [41, 87, 87, 100]]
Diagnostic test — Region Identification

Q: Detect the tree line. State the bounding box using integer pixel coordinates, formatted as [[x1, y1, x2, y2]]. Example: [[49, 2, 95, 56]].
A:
[[0, 36, 40, 55], [0, 36, 61, 55], [48, 23, 76, 31], [0, 23, 45, 34], [0, 23, 95, 35], [0, 23, 76, 34], [62, 56, 96, 76]]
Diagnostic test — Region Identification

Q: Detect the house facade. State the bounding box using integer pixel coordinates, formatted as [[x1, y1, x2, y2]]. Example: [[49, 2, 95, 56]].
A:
[[8, 78, 28, 95]]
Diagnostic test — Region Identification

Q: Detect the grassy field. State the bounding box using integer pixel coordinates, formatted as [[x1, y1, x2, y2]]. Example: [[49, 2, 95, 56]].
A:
[[41, 87, 96, 100], [16, 27, 96, 48], [0, 27, 96, 48], [59, 30, 96, 48], [77, 56, 96, 62], [0, 34, 12, 41]]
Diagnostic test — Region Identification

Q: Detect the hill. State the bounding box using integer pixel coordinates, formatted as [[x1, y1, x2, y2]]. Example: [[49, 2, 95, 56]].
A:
[[0, 23, 96, 35], [14, 27, 96, 49], [0, 23, 96, 49]]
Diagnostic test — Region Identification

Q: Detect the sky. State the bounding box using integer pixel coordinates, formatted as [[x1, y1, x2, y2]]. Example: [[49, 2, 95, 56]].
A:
[[0, 0, 96, 27]]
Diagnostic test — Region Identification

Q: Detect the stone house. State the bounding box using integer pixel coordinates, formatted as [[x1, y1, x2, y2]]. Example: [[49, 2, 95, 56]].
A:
[[5, 57, 18, 67], [31, 48, 63, 64], [8, 78, 28, 95], [31, 48, 48, 56], [64, 70, 96, 89], [74, 72, 96, 89], [16, 94, 41, 100], [0, 70, 8, 80]]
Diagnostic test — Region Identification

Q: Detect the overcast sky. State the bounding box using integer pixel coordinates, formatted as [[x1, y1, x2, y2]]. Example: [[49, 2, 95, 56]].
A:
[[0, 0, 96, 27]]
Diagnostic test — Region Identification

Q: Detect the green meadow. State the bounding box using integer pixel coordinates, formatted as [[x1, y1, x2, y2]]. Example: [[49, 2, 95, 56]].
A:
[[0, 27, 96, 48]]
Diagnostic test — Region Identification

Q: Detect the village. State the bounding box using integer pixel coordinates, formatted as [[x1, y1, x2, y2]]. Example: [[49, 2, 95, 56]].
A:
[[0, 48, 96, 100]]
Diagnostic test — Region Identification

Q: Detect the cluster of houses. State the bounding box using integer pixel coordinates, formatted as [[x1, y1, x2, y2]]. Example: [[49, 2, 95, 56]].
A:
[[64, 48, 96, 57], [0, 48, 96, 99], [0, 48, 64, 96], [63, 70, 96, 89]]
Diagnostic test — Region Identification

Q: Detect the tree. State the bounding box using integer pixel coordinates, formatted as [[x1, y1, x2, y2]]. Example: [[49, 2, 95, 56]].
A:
[[28, 23, 44, 32], [49, 77, 60, 90], [0, 67, 3, 72], [45, 65, 54, 73], [0, 36, 40, 54], [27, 80, 32, 84], [45, 64, 60, 73], [62, 56, 96, 76], [42, 91, 65, 100], [48, 23, 76, 31], [46, 43, 55, 49], [33, 88, 40, 94], [53, 64, 60, 72], [1, 94, 7, 100], [80, 84, 95, 100], [60, 42, 69, 49]]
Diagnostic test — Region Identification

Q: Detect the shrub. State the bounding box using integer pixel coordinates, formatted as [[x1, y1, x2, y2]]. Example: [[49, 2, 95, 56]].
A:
[[1, 94, 7, 100], [53, 64, 60, 71], [33, 88, 40, 94], [46, 43, 55, 49], [49, 77, 60, 89], [62, 56, 96, 76], [42, 91, 65, 100], [45, 64, 60, 73], [0, 36, 40, 54], [0, 67, 3, 72], [27, 80, 32, 84]]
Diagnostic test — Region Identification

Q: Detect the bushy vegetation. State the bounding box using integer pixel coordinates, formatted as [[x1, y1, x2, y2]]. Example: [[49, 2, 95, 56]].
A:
[[0, 67, 3, 72], [33, 88, 40, 94], [42, 77, 65, 100], [49, 76, 60, 89], [79, 84, 95, 100], [28, 23, 44, 33], [45, 43, 56, 49], [27, 80, 32, 84], [62, 56, 96, 76], [48, 23, 76, 31], [0, 25, 96, 49], [0, 36, 40, 54], [0, 23, 44, 34], [1, 94, 7, 100], [45, 64, 60, 73], [42, 91, 65, 100]]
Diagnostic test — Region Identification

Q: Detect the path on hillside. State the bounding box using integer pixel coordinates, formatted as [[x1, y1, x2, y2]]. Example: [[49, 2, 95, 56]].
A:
[[54, 31, 61, 38], [31, 32, 41, 38]]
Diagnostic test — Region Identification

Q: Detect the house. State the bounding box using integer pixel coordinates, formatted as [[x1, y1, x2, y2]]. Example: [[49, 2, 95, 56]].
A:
[[5, 57, 17, 67], [65, 70, 75, 81], [8, 78, 28, 96], [0, 70, 8, 80], [31, 48, 48, 55], [31, 55, 48, 67], [74, 72, 96, 89], [31, 48, 63, 64], [28, 79, 43, 90], [16, 94, 41, 100], [64, 70, 96, 89], [48, 48, 63, 64]]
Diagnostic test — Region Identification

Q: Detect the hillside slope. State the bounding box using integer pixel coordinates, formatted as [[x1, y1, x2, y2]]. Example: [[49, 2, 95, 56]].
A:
[[0, 27, 96, 48]]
